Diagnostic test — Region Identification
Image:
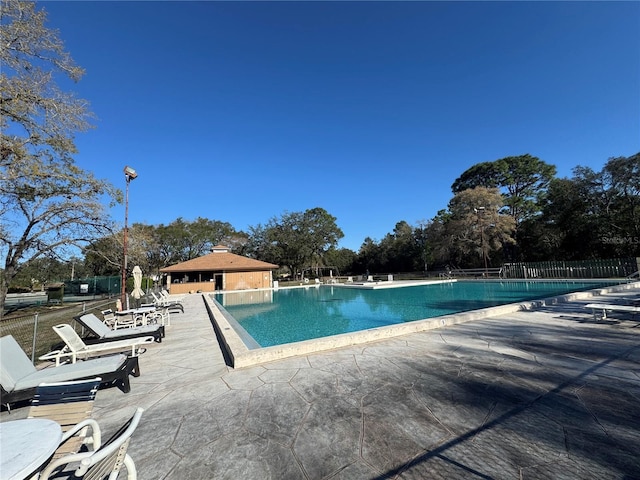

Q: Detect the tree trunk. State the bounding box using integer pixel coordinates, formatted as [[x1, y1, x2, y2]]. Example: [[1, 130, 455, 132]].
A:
[[0, 273, 9, 321]]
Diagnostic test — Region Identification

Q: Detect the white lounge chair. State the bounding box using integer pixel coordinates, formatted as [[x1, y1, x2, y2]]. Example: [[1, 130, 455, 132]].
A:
[[585, 303, 640, 320], [161, 289, 184, 302], [151, 291, 184, 312], [75, 313, 164, 343], [1, 335, 139, 409], [40, 324, 154, 366], [40, 407, 144, 480]]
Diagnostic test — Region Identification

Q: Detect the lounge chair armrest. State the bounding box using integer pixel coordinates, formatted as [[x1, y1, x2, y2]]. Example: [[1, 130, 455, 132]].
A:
[[38, 350, 64, 361], [38, 349, 73, 366], [60, 418, 102, 451]]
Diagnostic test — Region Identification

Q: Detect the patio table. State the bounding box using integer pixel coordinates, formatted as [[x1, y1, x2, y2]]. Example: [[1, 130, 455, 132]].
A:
[[0, 418, 62, 480]]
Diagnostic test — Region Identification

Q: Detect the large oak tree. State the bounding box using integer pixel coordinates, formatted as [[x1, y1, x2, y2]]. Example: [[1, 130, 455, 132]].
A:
[[442, 187, 516, 268], [245, 208, 343, 279], [0, 0, 117, 315], [520, 152, 640, 260], [452, 154, 556, 226]]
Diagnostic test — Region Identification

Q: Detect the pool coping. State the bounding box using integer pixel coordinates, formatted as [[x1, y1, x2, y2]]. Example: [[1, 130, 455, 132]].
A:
[[325, 278, 456, 289], [203, 280, 640, 369]]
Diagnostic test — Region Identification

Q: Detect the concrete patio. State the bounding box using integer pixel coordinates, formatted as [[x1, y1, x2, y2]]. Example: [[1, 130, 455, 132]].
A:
[[3, 284, 640, 479]]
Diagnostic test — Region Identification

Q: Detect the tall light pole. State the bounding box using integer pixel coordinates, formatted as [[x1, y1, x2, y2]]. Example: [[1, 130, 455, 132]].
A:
[[121, 166, 138, 309]]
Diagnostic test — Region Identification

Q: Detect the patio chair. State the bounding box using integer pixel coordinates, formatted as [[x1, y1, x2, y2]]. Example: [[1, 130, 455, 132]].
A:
[[1, 335, 139, 410], [75, 313, 164, 343], [147, 306, 172, 327], [28, 378, 102, 460], [102, 309, 136, 329], [39, 324, 154, 366], [39, 407, 144, 480], [150, 292, 184, 313], [161, 289, 184, 302]]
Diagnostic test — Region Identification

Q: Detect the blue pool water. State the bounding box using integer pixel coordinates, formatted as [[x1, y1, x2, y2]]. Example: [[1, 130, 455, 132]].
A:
[[213, 280, 621, 348]]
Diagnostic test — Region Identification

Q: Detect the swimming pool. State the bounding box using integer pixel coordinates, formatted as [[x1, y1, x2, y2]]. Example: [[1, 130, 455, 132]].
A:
[[213, 280, 623, 348]]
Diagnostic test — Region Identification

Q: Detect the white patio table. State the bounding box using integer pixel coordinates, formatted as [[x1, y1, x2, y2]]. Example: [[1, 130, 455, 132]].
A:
[[0, 418, 62, 480]]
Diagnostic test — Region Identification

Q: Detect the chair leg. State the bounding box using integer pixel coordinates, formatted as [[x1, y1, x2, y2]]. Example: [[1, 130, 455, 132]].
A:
[[130, 357, 141, 378], [118, 374, 131, 393], [123, 453, 137, 480]]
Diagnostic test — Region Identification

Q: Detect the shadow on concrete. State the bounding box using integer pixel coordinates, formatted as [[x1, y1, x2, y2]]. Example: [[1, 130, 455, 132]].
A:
[[370, 337, 640, 479]]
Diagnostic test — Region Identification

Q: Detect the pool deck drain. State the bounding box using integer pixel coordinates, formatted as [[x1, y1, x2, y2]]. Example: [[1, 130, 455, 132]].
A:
[[2, 282, 640, 479]]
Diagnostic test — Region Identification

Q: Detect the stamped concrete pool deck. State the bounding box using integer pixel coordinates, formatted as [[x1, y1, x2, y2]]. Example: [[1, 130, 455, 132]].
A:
[[3, 284, 640, 479]]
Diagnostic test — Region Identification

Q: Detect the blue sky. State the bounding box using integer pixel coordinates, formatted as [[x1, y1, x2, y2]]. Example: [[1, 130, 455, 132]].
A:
[[41, 1, 639, 251]]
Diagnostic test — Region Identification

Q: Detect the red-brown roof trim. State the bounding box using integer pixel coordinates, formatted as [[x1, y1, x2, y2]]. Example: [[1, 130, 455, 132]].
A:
[[160, 251, 278, 273]]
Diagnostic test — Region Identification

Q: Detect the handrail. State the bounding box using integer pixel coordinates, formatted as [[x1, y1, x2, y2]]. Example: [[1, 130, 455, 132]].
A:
[[446, 267, 502, 277]]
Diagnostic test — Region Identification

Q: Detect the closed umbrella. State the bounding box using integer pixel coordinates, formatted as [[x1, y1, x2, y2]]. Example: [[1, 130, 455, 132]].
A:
[[132, 265, 144, 300]]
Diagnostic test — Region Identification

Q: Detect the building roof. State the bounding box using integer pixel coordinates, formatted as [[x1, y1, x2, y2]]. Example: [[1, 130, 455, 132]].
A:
[[160, 250, 278, 273]]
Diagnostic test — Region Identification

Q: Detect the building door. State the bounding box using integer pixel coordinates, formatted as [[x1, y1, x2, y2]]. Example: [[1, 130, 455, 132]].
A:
[[215, 274, 223, 290]]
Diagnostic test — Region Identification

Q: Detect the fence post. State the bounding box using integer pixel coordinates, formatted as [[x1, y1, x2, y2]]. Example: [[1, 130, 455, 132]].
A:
[[31, 312, 38, 364]]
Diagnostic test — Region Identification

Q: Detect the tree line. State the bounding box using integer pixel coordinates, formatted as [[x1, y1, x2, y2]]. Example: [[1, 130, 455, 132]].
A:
[[11, 149, 640, 290], [1, 1, 638, 313]]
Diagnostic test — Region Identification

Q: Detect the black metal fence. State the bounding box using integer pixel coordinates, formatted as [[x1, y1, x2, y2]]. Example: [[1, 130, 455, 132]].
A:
[[501, 257, 639, 279]]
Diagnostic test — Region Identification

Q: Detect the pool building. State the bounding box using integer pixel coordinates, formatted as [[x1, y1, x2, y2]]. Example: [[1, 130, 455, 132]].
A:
[[160, 245, 278, 294]]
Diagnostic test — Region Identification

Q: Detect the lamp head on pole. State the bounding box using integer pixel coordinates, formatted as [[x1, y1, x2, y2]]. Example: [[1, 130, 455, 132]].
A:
[[124, 165, 138, 181]]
